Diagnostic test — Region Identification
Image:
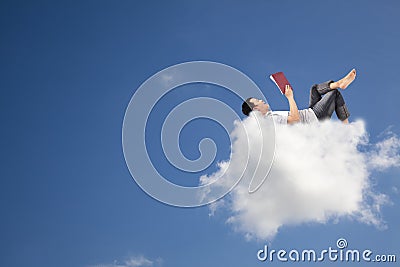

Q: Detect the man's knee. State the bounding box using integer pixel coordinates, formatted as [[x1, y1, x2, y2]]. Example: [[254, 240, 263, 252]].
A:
[[310, 84, 318, 93], [326, 89, 339, 96]]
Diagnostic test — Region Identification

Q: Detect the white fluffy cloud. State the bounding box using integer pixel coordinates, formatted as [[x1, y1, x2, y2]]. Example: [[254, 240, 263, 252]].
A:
[[200, 114, 400, 240]]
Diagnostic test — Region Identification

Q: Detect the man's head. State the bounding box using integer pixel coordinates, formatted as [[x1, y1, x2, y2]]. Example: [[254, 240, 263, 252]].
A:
[[242, 97, 270, 116]]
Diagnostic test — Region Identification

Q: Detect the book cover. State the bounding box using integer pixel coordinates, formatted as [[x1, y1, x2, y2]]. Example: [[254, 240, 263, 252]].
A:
[[269, 72, 292, 94]]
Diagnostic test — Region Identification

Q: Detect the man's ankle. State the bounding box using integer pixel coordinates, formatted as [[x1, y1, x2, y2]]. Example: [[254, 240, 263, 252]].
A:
[[330, 81, 339, 89]]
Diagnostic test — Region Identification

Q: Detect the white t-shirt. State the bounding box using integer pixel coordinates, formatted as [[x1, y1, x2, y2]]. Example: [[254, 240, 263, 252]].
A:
[[268, 108, 318, 124]]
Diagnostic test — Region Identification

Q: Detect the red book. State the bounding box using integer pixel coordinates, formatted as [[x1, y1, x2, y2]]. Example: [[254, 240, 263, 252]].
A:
[[269, 72, 292, 94]]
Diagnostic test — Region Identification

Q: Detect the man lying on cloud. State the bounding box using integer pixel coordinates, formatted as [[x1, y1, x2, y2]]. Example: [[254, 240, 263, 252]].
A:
[[242, 69, 356, 124]]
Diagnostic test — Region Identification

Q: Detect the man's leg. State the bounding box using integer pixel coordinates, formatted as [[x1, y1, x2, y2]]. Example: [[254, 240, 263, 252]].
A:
[[310, 89, 350, 121], [308, 69, 355, 122], [308, 81, 332, 108]]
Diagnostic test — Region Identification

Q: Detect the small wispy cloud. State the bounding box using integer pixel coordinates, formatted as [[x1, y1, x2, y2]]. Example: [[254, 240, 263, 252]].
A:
[[392, 186, 399, 194], [200, 115, 400, 240], [88, 255, 162, 267], [368, 135, 400, 170]]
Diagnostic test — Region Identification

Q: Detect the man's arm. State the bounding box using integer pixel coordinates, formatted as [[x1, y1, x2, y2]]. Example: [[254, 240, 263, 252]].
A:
[[284, 85, 300, 124]]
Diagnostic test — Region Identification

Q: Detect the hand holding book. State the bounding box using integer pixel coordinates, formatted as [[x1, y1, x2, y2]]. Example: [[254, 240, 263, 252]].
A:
[[284, 84, 294, 99]]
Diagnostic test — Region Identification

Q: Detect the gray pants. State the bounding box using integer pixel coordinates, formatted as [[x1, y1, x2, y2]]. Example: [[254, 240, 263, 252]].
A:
[[309, 81, 350, 121]]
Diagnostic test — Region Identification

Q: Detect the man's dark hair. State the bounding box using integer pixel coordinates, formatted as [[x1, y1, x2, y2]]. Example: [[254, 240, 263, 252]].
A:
[[242, 97, 255, 116]]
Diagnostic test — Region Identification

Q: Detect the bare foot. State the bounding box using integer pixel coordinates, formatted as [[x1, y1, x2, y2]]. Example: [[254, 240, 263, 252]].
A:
[[337, 69, 356, 89]]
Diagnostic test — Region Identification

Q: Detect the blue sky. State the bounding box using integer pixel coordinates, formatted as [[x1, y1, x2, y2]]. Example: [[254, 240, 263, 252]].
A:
[[1, 1, 399, 266]]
